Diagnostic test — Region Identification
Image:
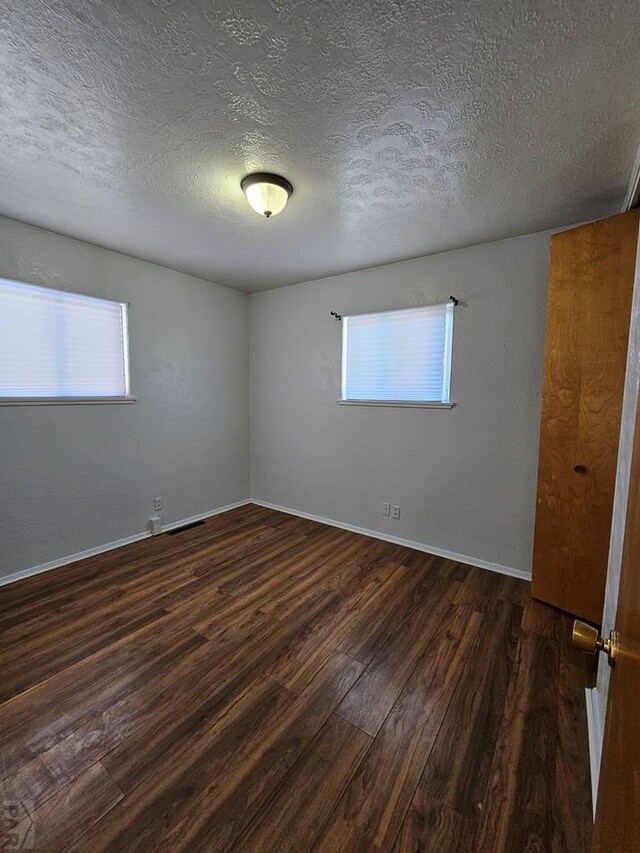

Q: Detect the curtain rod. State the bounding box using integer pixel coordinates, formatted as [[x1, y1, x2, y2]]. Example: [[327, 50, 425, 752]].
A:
[[330, 296, 459, 322]]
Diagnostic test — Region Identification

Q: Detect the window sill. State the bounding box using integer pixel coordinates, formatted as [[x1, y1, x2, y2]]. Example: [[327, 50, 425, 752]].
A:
[[0, 396, 137, 406], [338, 400, 454, 409]]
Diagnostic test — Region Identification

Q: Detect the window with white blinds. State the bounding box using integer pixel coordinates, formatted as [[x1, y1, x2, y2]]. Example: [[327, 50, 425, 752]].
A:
[[0, 277, 131, 401], [341, 302, 454, 404]]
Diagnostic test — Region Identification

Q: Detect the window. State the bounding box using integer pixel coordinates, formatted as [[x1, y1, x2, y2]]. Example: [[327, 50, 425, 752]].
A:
[[0, 277, 133, 403], [340, 301, 454, 406]]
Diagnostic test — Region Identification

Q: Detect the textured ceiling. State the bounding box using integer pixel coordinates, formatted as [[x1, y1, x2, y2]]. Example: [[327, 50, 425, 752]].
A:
[[1, 0, 639, 292]]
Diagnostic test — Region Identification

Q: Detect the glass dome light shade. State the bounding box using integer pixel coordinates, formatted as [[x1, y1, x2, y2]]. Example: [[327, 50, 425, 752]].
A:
[[241, 173, 293, 218]]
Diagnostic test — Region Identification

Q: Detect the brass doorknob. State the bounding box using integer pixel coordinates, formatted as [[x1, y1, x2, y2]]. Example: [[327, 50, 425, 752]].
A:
[[572, 620, 618, 666]]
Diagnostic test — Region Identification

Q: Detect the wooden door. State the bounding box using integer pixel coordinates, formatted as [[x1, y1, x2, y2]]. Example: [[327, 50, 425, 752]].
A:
[[532, 211, 640, 623], [592, 353, 640, 850]]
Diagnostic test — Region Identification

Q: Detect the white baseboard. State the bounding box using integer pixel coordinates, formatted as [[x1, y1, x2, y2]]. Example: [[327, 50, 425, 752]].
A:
[[585, 687, 603, 818], [1, 496, 530, 587], [0, 499, 251, 588], [250, 499, 531, 581]]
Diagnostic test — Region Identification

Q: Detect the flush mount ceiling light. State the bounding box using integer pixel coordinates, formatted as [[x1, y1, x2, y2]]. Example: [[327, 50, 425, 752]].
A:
[[241, 172, 293, 218]]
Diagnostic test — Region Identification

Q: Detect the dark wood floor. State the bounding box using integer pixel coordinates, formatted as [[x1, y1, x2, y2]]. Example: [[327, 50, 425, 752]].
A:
[[0, 504, 593, 852]]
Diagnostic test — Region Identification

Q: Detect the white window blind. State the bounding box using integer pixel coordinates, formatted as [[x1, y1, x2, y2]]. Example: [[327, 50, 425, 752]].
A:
[[341, 302, 454, 404], [0, 277, 131, 399]]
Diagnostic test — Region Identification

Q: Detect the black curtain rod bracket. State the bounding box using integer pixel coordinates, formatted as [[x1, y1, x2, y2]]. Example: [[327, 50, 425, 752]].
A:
[[449, 296, 459, 306]]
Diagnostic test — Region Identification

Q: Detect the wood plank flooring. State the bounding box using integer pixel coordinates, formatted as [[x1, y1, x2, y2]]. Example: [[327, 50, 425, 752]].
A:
[[0, 504, 593, 852]]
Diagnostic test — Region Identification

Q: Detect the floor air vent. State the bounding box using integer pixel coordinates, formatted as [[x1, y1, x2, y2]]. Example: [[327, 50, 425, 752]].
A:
[[166, 520, 206, 535]]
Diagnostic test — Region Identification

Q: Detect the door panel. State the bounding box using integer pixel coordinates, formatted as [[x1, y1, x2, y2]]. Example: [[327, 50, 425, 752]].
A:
[[593, 346, 640, 850], [532, 211, 639, 623]]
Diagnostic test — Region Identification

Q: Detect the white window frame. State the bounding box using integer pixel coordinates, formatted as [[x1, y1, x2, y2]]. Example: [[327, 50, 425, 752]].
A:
[[0, 277, 136, 406], [338, 301, 455, 409]]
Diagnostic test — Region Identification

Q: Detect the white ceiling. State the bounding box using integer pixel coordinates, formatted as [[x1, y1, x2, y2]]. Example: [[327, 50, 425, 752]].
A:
[[1, 1, 639, 292]]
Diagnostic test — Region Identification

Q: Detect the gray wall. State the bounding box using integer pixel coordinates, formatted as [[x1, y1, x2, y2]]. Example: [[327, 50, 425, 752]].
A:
[[250, 231, 552, 575], [0, 217, 250, 580], [0, 219, 553, 582]]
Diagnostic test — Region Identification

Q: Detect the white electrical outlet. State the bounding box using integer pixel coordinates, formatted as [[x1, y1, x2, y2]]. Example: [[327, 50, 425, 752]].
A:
[[391, 505, 401, 519], [382, 502, 390, 517], [154, 496, 164, 512]]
